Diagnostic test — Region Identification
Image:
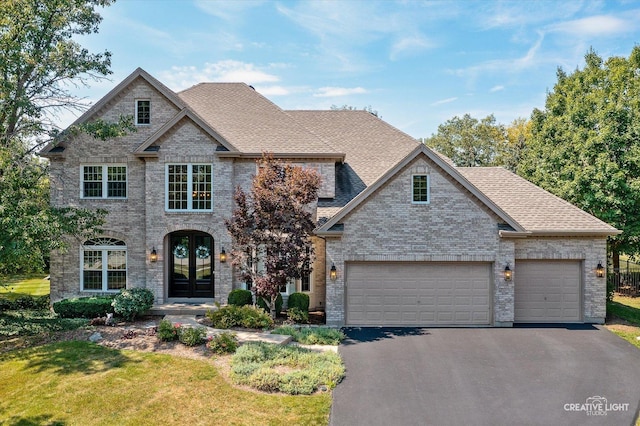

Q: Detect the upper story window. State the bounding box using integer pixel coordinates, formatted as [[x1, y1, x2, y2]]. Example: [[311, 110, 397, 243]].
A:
[[412, 174, 429, 204], [81, 165, 127, 199], [136, 100, 150, 125], [81, 238, 127, 292], [166, 164, 212, 211]]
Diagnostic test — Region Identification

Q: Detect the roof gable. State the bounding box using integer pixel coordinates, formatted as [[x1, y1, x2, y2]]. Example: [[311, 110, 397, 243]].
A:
[[134, 108, 236, 157], [41, 68, 185, 155], [316, 144, 523, 234]]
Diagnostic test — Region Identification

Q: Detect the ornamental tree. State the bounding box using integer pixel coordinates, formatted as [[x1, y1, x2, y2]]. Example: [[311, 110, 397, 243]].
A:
[[225, 154, 321, 318]]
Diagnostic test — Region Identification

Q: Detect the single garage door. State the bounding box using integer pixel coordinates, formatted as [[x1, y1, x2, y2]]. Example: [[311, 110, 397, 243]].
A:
[[514, 260, 581, 323], [346, 262, 491, 326]]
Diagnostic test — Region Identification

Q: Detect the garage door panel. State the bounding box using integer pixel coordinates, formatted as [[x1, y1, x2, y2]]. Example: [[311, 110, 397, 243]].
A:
[[346, 262, 491, 326], [515, 260, 581, 322]]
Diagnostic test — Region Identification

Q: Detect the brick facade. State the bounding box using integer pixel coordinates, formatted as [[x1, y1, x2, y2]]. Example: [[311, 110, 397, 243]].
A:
[[47, 76, 331, 310], [324, 154, 608, 327], [46, 72, 611, 327]]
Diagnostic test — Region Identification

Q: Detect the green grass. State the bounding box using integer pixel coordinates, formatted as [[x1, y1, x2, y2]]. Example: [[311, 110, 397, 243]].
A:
[[0, 274, 50, 300], [607, 295, 640, 351], [0, 341, 331, 425], [607, 295, 640, 326]]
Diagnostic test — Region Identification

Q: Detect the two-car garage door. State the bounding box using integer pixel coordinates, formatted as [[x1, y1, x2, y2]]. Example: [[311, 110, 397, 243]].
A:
[[346, 262, 491, 326]]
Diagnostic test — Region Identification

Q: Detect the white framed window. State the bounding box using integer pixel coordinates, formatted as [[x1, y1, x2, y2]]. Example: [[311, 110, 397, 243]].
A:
[[81, 238, 127, 292], [412, 174, 430, 204], [136, 99, 150, 125], [300, 270, 312, 293], [81, 165, 127, 199], [166, 164, 213, 211]]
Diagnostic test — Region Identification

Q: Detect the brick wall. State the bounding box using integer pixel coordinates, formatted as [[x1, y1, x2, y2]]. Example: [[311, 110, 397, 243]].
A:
[[325, 154, 505, 326]]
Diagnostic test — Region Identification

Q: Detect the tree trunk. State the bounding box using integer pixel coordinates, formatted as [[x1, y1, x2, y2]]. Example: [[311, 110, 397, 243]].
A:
[[270, 295, 277, 320], [612, 246, 620, 272]]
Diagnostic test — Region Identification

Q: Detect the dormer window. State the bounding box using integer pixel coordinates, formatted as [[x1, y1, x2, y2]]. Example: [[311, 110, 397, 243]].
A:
[[136, 100, 150, 125], [412, 174, 429, 204]]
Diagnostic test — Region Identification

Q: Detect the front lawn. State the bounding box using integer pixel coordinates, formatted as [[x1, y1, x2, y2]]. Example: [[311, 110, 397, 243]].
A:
[[606, 295, 640, 349], [0, 274, 50, 300], [0, 340, 331, 425]]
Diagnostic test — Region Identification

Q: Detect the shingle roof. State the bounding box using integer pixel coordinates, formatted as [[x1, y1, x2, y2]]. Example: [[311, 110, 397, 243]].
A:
[[287, 110, 420, 221], [178, 83, 336, 154], [457, 167, 619, 234]]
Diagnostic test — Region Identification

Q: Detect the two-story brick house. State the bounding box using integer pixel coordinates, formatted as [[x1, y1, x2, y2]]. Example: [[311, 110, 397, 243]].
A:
[[41, 68, 619, 327]]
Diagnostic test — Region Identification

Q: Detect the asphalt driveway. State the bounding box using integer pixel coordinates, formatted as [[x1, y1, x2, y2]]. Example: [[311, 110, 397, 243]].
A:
[[330, 325, 640, 426]]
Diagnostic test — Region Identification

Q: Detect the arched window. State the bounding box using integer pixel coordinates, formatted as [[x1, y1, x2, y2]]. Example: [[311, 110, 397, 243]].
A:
[[82, 238, 127, 291]]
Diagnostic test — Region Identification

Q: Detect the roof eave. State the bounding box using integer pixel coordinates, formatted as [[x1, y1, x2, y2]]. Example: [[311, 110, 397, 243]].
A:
[[500, 229, 621, 238], [216, 152, 346, 161], [313, 230, 344, 237]]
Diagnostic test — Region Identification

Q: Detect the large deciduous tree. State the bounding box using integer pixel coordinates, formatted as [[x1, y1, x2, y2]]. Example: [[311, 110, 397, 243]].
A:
[[518, 47, 640, 267], [422, 114, 507, 167], [0, 0, 120, 276], [226, 155, 321, 318]]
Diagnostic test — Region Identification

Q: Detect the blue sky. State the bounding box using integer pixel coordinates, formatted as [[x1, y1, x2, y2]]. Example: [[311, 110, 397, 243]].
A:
[[72, 0, 640, 138]]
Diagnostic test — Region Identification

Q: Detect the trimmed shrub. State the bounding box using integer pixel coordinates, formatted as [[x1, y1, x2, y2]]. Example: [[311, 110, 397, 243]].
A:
[[287, 292, 309, 312], [287, 307, 309, 324], [256, 293, 283, 315], [271, 326, 346, 346], [230, 342, 345, 395], [112, 288, 154, 321], [157, 319, 180, 341], [178, 326, 207, 346], [206, 332, 239, 354], [0, 295, 49, 312], [228, 289, 253, 307], [206, 304, 274, 329], [53, 296, 115, 318]]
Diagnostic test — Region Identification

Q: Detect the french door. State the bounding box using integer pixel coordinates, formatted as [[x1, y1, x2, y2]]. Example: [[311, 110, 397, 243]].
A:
[[169, 231, 214, 298]]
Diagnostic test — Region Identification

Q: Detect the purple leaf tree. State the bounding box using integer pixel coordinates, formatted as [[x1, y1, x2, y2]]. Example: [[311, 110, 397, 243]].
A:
[[226, 154, 321, 318]]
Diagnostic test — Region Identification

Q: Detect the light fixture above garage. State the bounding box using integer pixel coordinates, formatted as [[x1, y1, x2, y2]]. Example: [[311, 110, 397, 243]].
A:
[[503, 264, 512, 281], [595, 262, 605, 278], [220, 247, 227, 263], [150, 247, 158, 263], [330, 263, 337, 281]]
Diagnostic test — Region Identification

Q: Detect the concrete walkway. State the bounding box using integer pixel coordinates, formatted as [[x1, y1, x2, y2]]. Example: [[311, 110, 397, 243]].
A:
[[163, 315, 293, 345]]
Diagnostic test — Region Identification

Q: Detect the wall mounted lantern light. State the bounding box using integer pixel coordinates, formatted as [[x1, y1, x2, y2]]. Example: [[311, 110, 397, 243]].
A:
[[503, 264, 512, 281], [330, 263, 337, 281], [595, 262, 605, 278], [150, 247, 158, 263], [220, 248, 227, 263]]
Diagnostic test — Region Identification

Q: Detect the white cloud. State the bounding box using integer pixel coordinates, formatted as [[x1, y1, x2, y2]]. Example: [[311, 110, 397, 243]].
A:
[[547, 14, 633, 37], [255, 85, 290, 96], [158, 61, 281, 91], [451, 32, 545, 81], [490, 85, 505, 92], [431, 97, 458, 106], [194, 0, 265, 20], [390, 35, 435, 60], [313, 87, 368, 98]]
